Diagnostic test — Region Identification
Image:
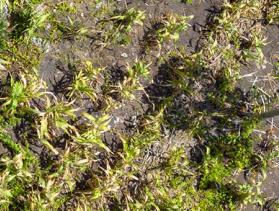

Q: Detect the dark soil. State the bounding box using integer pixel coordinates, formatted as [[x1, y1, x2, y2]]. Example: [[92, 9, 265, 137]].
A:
[[39, 0, 223, 137], [2, 0, 277, 209]]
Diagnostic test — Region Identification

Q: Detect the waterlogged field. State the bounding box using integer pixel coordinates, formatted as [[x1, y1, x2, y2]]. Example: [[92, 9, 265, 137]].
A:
[[0, 0, 279, 210]]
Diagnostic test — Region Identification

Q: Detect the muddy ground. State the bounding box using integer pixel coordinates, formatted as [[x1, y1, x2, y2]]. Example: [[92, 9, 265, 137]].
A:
[[21, 0, 279, 209]]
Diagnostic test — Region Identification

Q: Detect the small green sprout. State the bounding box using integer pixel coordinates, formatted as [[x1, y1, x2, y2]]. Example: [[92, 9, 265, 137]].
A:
[[122, 60, 150, 99], [156, 13, 192, 43], [73, 113, 111, 152], [67, 61, 102, 101], [104, 8, 145, 44]]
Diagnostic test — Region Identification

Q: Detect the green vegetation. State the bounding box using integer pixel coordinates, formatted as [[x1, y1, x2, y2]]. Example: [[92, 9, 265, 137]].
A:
[[0, 0, 278, 210]]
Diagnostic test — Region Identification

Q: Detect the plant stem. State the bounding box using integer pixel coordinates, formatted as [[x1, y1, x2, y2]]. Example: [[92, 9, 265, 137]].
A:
[[259, 108, 279, 120]]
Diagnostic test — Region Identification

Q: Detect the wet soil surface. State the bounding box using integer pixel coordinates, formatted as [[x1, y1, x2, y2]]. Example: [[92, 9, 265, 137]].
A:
[[3, 0, 278, 209], [39, 0, 223, 135]]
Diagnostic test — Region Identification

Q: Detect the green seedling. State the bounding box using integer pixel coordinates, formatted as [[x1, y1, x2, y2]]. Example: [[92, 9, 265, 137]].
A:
[[104, 60, 150, 100], [143, 13, 192, 54], [121, 60, 150, 100], [104, 8, 145, 44], [67, 61, 102, 101], [0, 76, 46, 122], [156, 13, 192, 44], [55, 17, 88, 40], [7, 2, 48, 41], [73, 112, 111, 152], [37, 98, 78, 154], [242, 33, 266, 65], [55, 2, 77, 14]]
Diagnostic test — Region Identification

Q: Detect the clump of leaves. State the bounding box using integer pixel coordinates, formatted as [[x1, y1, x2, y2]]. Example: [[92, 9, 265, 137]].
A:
[[73, 112, 111, 152], [55, 18, 87, 40], [157, 13, 191, 43], [142, 13, 192, 53], [0, 76, 46, 125], [266, 1, 279, 24], [120, 60, 150, 100], [0, 150, 39, 210], [8, 2, 48, 40], [104, 8, 145, 44], [37, 99, 78, 154], [67, 61, 103, 101], [103, 60, 150, 101], [0, 130, 21, 154]]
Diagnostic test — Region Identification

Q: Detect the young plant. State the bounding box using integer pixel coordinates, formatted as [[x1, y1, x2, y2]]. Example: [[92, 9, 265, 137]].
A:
[[37, 98, 78, 154], [7, 1, 48, 41], [120, 60, 150, 100], [67, 61, 102, 101], [104, 60, 150, 101], [156, 13, 192, 43], [104, 8, 145, 45], [0, 151, 39, 210], [0, 76, 46, 125], [55, 17, 88, 40], [0, 129, 21, 154], [142, 13, 192, 53], [73, 112, 111, 152]]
